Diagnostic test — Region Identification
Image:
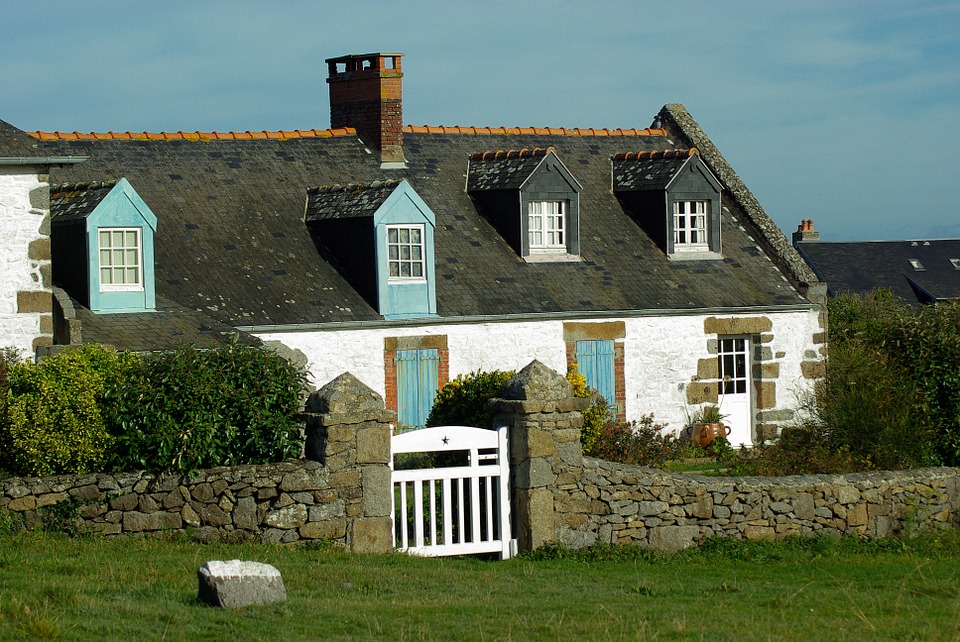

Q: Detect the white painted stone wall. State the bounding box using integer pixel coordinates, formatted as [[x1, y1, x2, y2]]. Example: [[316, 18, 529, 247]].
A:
[[257, 307, 821, 435], [0, 166, 49, 359]]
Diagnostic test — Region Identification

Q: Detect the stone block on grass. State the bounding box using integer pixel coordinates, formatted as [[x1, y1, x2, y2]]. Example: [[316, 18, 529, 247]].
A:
[[197, 560, 286, 608]]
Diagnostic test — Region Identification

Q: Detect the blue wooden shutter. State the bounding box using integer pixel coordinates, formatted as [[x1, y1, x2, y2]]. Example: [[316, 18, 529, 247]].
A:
[[396, 348, 439, 430], [576, 340, 616, 409]]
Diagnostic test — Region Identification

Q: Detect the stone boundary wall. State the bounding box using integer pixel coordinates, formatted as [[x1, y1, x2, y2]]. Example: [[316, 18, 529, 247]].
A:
[[496, 360, 960, 553], [555, 460, 960, 552], [2, 362, 958, 554], [0, 372, 395, 552]]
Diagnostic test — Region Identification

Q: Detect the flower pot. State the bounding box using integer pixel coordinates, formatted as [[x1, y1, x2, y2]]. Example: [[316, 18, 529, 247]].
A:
[[692, 422, 731, 448]]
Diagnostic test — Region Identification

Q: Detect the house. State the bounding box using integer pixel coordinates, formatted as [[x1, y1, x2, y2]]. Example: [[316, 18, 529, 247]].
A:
[[0, 119, 84, 358], [793, 219, 960, 304], [22, 52, 825, 445]]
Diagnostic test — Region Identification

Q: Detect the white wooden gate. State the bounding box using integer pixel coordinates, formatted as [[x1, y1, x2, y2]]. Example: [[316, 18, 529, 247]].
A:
[[391, 425, 514, 559]]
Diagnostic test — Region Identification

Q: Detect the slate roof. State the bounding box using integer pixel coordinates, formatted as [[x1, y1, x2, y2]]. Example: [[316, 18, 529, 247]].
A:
[[797, 239, 960, 304], [466, 147, 560, 191], [612, 149, 697, 191], [31, 111, 812, 331], [305, 180, 403, 222], [73, 293, 260, 351], [0, 118, 43, 157], [50, 181, 118, 221]]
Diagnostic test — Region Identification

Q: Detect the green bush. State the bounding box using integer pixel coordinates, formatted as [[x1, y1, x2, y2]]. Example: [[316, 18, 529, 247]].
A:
[[0, 345, 135, 477], [586, 414, 681, 468], [108, 343, 307, 474], [426, 369, 515, 428], [813, 342, 935, 470], [823, 292, 956, 466], [566, 364, 613, 451]]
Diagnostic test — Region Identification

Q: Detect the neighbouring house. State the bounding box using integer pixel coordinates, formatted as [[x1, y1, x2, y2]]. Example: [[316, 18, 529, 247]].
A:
[[19, 52, 825, 445], [793, 218, 960, 304], [0, 119, 85, 358]]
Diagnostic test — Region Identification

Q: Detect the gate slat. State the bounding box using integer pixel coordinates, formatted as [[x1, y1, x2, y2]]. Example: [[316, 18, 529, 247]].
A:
[[391, 425, 513, 559]]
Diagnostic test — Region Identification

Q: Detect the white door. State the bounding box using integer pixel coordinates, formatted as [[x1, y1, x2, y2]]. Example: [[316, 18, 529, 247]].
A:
[[717, 336, 753, 447]]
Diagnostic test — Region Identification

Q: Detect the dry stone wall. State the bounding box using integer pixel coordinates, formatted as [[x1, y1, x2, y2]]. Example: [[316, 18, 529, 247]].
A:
[[556, 460, 960, 552], [0, 372, 395, 552]]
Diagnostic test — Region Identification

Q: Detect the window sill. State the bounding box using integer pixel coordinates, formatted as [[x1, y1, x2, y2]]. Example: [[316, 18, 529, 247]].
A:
[[524, 252, 583, 263], [668, 251, 723, 262]]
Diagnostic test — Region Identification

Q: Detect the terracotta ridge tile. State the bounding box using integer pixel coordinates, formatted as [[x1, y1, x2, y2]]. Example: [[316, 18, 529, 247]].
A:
[[27, 126, 358, 141], [611, 147, 699, 161], [403, 125, 668, 137], [470, 146, 556, 161]]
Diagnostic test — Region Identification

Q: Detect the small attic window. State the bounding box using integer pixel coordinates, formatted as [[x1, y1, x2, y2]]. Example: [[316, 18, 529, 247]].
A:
[[528, 201, 566, 253], [951, 258, 960, 270], [908, 259, 925, 271]]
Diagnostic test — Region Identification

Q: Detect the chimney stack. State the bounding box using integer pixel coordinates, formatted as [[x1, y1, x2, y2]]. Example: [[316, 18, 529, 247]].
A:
[[792, 218, 820, 245], [326, 52, 405, 168]]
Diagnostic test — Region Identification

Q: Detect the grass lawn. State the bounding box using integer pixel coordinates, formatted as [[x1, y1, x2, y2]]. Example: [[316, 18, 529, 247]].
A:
[[2, 531, 959, 641]]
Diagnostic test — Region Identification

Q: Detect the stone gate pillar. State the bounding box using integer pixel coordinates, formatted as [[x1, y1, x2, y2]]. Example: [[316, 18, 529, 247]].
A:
[[303, 372, 395, 553], [489, 361, 588, 552]]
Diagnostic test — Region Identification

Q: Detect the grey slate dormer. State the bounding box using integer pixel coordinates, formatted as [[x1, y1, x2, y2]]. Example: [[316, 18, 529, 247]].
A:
[[613, 149, 722, 258], [467, 147, 582, 261]]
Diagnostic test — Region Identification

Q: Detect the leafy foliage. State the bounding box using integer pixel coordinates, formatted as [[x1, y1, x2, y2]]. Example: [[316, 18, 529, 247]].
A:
[[0, 345, 134, 476], [0, 343, 307, 477], [567, 363, 612, 452], [426, 369, 514, 428], [816, 291, 955, 466], [107, 343, 307, 474], [585, 413, 685, 468]]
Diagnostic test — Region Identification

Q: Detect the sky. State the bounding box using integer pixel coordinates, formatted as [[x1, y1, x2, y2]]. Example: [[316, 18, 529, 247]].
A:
[[2, 1, 958, 242]]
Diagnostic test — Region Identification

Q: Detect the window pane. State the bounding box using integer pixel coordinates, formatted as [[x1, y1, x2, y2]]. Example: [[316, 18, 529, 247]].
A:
[[99, 231, 111, 247], [112, 231, 124, 246], [100, 267, 112, 283], [125, 231, 138, 247], [126, 267, 138, 284], [410, 229, 421, 244], [388, 228, 398, 243], [412, 263, 422, 277], [399, 228, 409, 243]]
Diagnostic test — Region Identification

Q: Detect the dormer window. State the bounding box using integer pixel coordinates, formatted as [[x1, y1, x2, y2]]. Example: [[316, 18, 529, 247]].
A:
[[673, 201, 709, 251], [528, 200, 566, 252], [613, 149, 722, 259], [50, 178, 157, 313], [467, 147, 582, 262], [305, 179, 437, 319], [387, 224, 425, 281], [98, 228, 143, 290]]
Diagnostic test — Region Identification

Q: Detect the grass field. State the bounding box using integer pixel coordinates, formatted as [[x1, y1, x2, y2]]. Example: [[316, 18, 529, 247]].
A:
[[2, 531, 959, 641]]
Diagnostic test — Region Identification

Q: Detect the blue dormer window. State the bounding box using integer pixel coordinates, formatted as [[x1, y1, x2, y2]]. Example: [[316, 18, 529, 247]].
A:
[[305, 179, 437, 319], [98, 228, 143, 290], [387, 224, 426, 281], [51, 178, 157, 313]]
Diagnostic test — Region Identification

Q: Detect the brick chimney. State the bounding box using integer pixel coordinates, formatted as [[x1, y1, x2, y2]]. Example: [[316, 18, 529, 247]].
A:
[[792, 218, 820, 245], [326, 52, 405, 168]]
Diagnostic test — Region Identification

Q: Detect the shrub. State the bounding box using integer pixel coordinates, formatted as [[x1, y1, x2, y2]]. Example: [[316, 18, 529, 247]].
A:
[[107, 343, 307, 474], [586, 414, 680, 468], [566, 364, 613, 451], [813, 341, 935, 470], [426, 369, 515, 428], [0, 345, 136, 477]]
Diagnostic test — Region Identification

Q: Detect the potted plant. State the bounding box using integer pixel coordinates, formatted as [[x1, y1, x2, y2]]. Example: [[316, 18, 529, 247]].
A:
[[690, 405, 731, 448]]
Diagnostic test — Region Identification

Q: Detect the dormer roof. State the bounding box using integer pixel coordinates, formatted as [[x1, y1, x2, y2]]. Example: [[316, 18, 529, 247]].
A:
[[466, 147, 581, 192], [51, 180, 119, 221], [305, 180, 404, 222], [612, 148, 720, 192]]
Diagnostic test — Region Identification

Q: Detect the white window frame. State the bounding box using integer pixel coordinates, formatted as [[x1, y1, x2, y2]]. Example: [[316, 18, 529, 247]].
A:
[[386, 224, 426, 282], [528, 200, 566, 253], [673, 200, 709, 252], [98, 227, 143, 292]]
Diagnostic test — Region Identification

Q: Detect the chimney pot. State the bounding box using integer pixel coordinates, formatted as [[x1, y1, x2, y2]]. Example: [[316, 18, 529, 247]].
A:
[[326, 52, 405, 167], [793, 218, 820, 245]]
